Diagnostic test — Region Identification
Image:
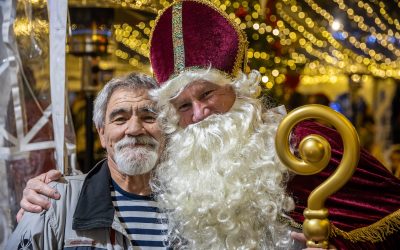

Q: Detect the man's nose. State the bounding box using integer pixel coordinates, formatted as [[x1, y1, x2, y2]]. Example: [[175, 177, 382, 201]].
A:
[[192, 101, 211, 123], [125, 117, 145, 136]]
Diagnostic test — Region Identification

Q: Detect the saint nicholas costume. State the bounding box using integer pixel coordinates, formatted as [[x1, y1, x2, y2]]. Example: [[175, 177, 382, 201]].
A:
[[149, 0, 400, 249]]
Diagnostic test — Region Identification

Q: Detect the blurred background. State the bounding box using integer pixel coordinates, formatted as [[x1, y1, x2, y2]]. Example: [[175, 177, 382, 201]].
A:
[[1, 0, 400, 247]]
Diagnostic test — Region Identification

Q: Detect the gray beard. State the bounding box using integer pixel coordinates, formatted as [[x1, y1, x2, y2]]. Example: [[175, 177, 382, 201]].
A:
[[152, 97, 293, 249], [114, 135, 159, 176]]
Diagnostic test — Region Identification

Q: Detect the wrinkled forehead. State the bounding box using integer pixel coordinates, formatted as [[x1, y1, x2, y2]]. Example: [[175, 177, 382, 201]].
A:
[[149, 69, 235, 107], [171, 79, 222, 100], [107, 87, 157, 110]]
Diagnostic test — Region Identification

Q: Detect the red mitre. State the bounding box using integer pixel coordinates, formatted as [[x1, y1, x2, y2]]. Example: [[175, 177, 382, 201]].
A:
[[149, 0, 248, 84]]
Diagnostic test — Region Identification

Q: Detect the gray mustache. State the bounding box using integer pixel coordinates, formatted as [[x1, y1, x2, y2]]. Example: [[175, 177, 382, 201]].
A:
[[116, 136, 159, 151]]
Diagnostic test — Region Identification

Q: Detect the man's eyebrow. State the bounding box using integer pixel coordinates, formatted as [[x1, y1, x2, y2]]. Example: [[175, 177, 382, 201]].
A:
[[170, 96, 189, 106], [139, 104, 158, 114], [108, 108, 130, 120]]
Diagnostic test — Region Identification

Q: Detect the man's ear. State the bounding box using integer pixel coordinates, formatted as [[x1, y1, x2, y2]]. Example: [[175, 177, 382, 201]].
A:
[[97, 126, 107, 148]]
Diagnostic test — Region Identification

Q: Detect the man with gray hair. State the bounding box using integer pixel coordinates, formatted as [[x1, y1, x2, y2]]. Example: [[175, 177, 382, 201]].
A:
[[7, 73, 168, 249], [15, 0, 400, 249]]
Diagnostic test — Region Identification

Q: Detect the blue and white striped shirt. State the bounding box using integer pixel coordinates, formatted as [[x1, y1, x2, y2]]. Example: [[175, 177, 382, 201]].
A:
[[111, 181, 168, 249]]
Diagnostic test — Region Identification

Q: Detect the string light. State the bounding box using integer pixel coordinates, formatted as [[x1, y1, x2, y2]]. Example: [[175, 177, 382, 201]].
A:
[[369, 0, 400, 36], [302, 0, 396, 62], [277, 3, 354, 66], [354, 0, 388, 32], [111, 0, 162, 13], [106, 0, 400, 84], [114, 23, 149, 58], [332, 20, 341, 31], [279, 0, 400, 79], [330, 0, 400, 58]]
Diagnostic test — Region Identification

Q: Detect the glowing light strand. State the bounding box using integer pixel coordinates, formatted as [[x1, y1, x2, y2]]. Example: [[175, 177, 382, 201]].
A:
[[330, 0, 400, 57], [278, 0, 399, 78], [368, 0, 400, 36], [302, 0, 400, 62]]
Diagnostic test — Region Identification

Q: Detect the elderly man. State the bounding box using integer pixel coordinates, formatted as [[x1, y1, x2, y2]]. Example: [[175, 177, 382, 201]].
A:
[[7, 73, 167, 249], [16, 0, 400, 249]]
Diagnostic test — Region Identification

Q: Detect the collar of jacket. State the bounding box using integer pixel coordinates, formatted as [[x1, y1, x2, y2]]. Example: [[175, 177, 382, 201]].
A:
[[72, 159, 115, 230]]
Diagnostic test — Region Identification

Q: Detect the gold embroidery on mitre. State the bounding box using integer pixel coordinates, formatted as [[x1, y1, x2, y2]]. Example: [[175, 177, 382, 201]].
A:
[[172, 2, 185, 74]]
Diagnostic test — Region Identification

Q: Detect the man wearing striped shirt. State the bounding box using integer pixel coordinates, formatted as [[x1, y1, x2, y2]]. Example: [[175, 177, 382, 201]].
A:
[[7, 73, 168, 249]]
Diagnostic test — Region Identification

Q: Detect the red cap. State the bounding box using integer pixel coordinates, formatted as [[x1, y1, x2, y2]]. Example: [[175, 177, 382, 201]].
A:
[[149, 0, 248, 84]]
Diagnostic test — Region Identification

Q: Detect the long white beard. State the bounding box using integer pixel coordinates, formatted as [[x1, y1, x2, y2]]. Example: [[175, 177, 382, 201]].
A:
[[152, 97, 294, 249], [114, 135, 159, 176]]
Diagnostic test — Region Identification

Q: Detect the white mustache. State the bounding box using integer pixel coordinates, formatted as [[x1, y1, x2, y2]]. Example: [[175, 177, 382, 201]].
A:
[[116, 136, 159, 151]]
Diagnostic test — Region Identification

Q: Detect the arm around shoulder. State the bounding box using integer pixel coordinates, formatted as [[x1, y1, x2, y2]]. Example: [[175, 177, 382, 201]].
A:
[[6, 178, 69, 249]]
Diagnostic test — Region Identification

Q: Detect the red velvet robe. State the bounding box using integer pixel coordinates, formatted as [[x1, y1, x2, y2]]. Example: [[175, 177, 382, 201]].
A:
[[288, 121, 400, 249]]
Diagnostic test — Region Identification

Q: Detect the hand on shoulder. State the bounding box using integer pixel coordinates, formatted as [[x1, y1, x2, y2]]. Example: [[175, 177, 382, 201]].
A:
[[17, 169, 63, 222]]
